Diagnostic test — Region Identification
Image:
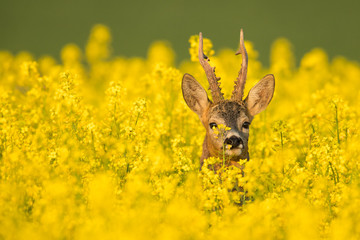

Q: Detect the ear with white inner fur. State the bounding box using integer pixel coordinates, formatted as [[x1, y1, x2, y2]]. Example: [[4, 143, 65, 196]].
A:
[[182, 73, 211, 117], [245, 74, 275, 116]]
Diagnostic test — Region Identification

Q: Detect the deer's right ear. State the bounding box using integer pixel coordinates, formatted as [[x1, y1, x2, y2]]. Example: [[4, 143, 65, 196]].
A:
[[182, 74, 211, 117]]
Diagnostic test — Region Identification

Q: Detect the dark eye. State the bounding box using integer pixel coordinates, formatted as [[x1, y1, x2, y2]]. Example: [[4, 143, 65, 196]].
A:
[[242, 122, 250, 129], [209, 122, 217, 129]]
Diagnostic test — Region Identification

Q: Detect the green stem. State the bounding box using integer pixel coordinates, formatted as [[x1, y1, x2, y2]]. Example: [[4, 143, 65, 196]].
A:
[[334, 103, 340, 144], [328, 161, 338, 185]]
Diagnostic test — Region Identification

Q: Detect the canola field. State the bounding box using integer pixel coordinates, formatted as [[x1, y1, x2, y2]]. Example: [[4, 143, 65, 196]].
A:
[[1, 25, 360, 239]]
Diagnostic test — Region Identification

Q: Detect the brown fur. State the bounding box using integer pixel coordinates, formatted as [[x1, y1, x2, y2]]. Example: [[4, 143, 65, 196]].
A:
[[181, 32, 275, 169], [199, 100, 250, 167], [182, 72, 274, 169]]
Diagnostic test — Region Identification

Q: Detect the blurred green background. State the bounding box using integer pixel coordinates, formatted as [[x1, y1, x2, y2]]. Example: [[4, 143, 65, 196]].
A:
[[1, 0, 359, 66]]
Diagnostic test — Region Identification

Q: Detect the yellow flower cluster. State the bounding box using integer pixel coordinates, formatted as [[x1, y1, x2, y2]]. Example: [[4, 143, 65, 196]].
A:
[[188, 34, 215, 62], [0, 24, 360, 239]]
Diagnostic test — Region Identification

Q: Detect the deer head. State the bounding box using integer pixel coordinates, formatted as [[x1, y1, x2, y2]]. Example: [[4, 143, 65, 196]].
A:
[[182, 30, 275, 168]]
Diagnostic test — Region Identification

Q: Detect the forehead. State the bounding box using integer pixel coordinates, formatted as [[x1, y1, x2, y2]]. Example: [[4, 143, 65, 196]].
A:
[[209, 100, 247, 120]]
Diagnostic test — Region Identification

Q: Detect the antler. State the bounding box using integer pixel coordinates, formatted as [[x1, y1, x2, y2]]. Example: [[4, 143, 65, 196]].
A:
[[231, 29, 248, 101], [198, 32, 224, 103]]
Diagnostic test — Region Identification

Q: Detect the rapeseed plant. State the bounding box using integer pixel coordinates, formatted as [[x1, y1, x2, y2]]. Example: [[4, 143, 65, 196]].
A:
[[0, 24, 360, 239]]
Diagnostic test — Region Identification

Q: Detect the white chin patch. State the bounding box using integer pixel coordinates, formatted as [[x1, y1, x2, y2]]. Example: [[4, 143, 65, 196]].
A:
[[225, 148, 242, 156]]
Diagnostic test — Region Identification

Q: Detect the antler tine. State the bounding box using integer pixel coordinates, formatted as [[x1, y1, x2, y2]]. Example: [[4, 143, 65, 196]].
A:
[[198, 32, 224, 103], [231, 29, 248, 101]]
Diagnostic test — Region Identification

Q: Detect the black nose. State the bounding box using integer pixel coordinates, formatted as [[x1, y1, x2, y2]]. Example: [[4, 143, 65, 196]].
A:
[[224, 136, 243, 149]]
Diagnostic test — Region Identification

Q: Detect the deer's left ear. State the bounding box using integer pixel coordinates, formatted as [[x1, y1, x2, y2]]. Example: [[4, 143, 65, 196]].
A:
[[245, 74, 275, 116]]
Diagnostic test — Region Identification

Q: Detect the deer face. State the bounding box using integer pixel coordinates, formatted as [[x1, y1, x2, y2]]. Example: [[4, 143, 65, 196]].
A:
[[181, 30, 275, 164], [182, 73, 275, 161], [206, 100, 250, 160]]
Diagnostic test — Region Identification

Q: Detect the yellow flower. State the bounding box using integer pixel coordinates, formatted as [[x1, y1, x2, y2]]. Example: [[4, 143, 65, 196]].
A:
[[188, 34, 215, 62], [0, 24, 359, 240], [85, 24, 112, 64]]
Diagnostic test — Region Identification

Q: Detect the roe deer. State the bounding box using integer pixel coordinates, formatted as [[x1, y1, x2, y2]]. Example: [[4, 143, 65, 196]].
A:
[[182, 30, 275, 169]]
